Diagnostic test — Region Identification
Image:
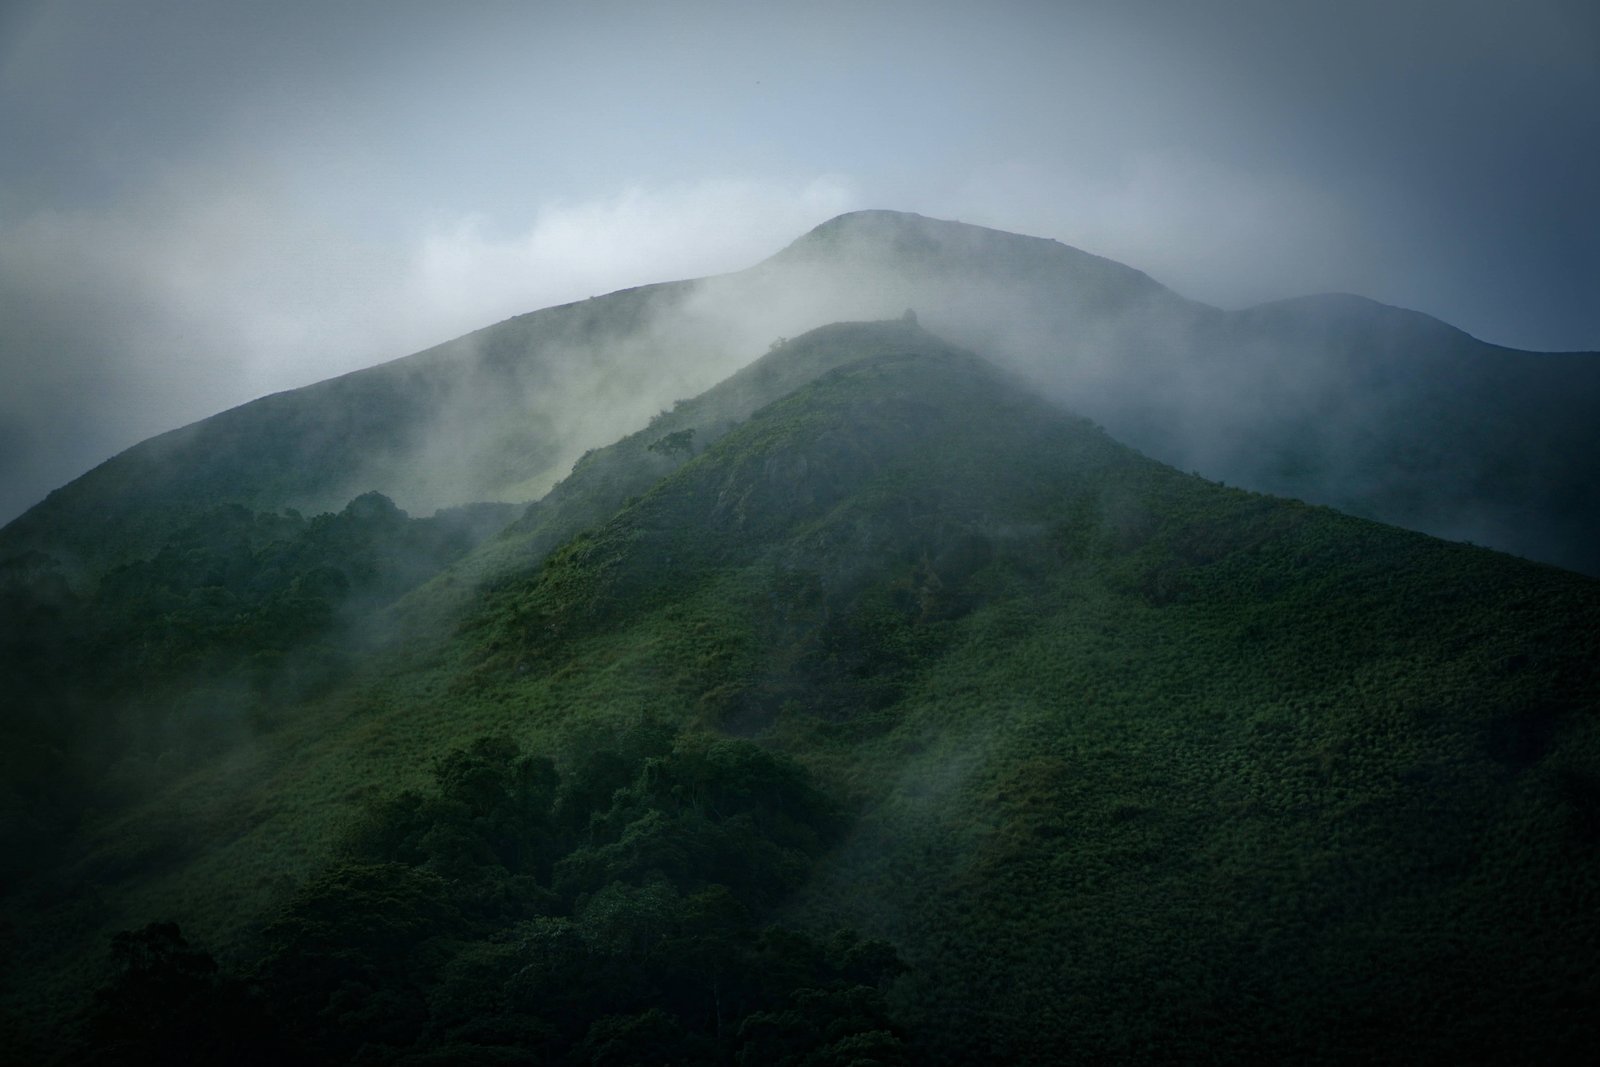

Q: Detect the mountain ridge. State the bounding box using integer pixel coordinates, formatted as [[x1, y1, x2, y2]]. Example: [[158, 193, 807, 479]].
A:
[[769, 209, 1185, 302], [5, 209, 1597, 577], [4, 315, 1599, 1063]]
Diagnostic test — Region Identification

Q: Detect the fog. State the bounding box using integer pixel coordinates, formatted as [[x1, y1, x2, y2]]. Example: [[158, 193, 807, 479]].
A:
[[6, 202, 1593, 898], [3, 0, 1597, 527], [52, 203, 1565, 586], [0, 172, 860, 525], [8, 10, 1600, 1059]]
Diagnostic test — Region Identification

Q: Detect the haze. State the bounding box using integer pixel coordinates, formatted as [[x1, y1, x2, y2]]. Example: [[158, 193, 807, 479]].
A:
[[2, 0, 1596, 526]]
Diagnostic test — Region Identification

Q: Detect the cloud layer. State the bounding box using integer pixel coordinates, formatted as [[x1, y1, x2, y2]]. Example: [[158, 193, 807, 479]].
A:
[[0, 170, 859, 523], [2, 0, 1595, 524]]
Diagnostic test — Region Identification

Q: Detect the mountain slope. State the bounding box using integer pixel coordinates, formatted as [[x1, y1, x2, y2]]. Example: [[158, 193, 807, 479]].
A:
[[453, 324, 1600, 1062], [1170, 291, 1600, 570], [386, 316, 947, 639], [9, 321, 1596, 1064], [0, 282, 702, 576], [4, 211, 1596, 583]]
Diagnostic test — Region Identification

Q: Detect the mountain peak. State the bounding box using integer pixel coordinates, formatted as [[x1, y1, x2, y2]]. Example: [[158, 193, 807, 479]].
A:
[[1239, 291, 1476, 346], [770, 208, 1173, 297], [9, 273, 1600, 1066]]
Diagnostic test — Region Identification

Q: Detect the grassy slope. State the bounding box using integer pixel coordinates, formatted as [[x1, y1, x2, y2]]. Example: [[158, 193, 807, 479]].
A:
[[8, 210, 1598, 593], [0, 282, 696, 578], [1181, 293, 1600, 575], [384, 318, 943, 641], [6, 323, 1599, 1063], [468, 330, 1599, 1062]]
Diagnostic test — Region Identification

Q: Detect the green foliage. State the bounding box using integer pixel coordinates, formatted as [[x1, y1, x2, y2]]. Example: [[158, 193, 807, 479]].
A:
[[440, 337, 1600, 1063], [76, 732, 907, 1065], [0, 492, 516, 860], [647, 428, 696, 460], [76, 922, 282, 1066], [11, 320, 1600, 1066]]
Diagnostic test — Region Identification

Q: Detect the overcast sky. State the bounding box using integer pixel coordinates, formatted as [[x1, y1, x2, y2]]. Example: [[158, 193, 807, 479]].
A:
[[2, 0, 1596, 525]]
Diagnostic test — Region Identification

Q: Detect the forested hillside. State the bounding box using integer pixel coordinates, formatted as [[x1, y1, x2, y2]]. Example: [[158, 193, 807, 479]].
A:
[[6, 211, 1597, 582], [5, 321, 1596, 1064]]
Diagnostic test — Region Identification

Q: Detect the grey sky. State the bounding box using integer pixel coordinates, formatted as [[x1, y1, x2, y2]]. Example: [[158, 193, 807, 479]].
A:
[[2, 0, 1596, 525]]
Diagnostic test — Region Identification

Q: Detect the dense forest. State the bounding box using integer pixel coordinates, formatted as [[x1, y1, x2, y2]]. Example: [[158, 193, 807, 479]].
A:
[[74, 730, 906, 1065], [4, 317, 1598, 1064]]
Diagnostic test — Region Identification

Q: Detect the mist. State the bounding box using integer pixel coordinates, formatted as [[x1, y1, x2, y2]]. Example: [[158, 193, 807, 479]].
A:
[[2, 2, 1597, 825], [4, 0, 1597, 529], [6, 202, 1593, 882], [0, 172, 860, 525]]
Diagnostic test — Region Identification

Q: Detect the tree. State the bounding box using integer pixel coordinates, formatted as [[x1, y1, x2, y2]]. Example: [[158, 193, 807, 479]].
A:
[[647, 429, 696, 461], [82, 922, 279, 1066]]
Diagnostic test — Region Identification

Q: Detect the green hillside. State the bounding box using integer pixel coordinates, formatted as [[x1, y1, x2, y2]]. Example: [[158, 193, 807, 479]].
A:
[[5, 321, 1597, 1064], [0, 282, 700, 578], [6, 211, 1598, 586]]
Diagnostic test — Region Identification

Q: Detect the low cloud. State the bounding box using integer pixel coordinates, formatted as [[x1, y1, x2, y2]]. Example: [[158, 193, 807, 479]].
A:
[[0, 167, 858, 525], [405, 176, 859, 335], [941, 154, 1375, 313]]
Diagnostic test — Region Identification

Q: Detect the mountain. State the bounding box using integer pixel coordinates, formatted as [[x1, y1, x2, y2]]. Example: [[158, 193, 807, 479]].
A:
[[4, 210, 1597, 582], [4, 319, 1597, 1064]]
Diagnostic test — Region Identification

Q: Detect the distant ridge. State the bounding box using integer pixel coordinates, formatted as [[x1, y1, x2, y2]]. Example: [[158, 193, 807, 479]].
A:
[[4, 209, 1597, 576]]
